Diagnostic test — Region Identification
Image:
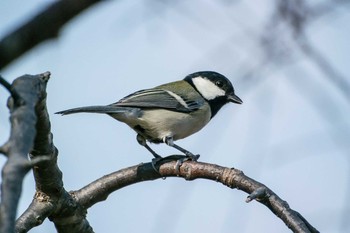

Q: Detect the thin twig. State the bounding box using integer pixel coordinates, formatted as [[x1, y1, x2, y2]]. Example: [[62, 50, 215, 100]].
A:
[[0, 75, 11, 93]]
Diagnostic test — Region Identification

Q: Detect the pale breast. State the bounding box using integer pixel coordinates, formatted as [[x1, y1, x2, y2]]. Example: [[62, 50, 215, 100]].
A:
[[109, 103, 212, 142], [137, 105, 211, 142]]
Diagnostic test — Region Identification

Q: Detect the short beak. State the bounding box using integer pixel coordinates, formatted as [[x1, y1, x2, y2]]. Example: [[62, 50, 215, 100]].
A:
[[228, 93, 243, 104]]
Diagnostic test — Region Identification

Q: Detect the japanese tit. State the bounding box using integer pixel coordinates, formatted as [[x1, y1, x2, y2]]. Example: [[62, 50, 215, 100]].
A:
[[56, 71, 242, 161]]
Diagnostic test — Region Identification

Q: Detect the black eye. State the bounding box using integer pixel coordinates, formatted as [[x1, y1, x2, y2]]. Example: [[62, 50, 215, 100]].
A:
[[215, 81, 223, 88]]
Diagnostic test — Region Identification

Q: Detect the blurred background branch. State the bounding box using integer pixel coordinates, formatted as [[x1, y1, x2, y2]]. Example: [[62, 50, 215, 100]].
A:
[[0, 0, 101, 70]]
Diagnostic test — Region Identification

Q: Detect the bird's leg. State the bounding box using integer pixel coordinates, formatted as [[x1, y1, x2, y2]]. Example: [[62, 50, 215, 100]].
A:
[[136, 134, 163, 172], [164, 136, 200, 173], [136, 134, 162, 159], [163, 136, 200, 160]]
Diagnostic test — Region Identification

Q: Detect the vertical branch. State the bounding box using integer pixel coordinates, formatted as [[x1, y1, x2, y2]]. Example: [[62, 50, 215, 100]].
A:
[[0, 72, 50, 233], [13, 72, 94, 232]]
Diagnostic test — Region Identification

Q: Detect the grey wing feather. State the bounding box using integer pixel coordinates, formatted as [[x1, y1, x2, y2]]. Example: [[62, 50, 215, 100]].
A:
[[111, 89, 202, 112]]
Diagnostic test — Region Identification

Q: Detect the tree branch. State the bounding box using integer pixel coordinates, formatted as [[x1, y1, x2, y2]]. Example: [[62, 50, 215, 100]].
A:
[[15, 195, 55, 232], [14, 73, 94, 233], [0, 0, 102, 70], [0, 72, 50, 233], [72, 160, 319, 233], [0, 75, 23, 107], [0, 75, 12, 94], [0, 72, 93, 233]]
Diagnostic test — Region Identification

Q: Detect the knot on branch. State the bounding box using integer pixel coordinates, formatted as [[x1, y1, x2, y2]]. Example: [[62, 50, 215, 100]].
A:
[[34, 191, 53, 203], [220, 167, 242, 189], [177, 162, 195, 180], [246, 187, 270, 203], [48, 192, 93, 232]]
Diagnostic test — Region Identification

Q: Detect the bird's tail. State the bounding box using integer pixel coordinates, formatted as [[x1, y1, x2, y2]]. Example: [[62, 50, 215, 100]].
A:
[[55, 105, 125, 115]]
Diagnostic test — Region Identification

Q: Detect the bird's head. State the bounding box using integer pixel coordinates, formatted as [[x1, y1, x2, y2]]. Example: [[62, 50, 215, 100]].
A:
[[184, 71, 242, 117]]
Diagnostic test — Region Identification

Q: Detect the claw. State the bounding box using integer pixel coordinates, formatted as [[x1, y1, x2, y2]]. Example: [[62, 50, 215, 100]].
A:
[[174, 154, 200, 174], [151, 157, 163, 174], [174, 159, 183, 173]]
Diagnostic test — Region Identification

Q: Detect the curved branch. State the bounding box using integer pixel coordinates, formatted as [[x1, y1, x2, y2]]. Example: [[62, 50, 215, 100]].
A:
[[0, 0, 102, 70], [73, 160, 319, 233]]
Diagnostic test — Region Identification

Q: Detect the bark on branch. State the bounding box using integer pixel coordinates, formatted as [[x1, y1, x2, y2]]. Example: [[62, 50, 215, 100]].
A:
[[0, 72, 51, 233]]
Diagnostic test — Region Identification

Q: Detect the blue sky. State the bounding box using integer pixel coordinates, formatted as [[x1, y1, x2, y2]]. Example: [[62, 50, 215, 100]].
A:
[[1, 1, 349, 232]]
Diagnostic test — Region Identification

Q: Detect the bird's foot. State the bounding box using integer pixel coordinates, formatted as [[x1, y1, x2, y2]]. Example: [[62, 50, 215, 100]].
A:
[[151, 154, 200, 174], [151, 156, 163, 173], [151, 155, 180, 173], [174, 153, 200, 174]]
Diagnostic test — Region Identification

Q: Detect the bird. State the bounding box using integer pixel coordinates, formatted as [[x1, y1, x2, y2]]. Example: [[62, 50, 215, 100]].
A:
[[56, 71, 242, 165]]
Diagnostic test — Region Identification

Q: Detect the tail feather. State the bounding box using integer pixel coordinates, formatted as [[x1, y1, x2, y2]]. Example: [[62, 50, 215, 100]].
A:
[[55, 105, 125, 115]]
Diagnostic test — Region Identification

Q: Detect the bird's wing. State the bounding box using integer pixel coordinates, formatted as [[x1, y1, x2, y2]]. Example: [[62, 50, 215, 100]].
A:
[[111, 88, 203, 112]]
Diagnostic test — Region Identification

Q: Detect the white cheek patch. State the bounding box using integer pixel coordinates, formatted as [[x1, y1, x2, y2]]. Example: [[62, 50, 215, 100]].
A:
[[192, 77, 226, 100]]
